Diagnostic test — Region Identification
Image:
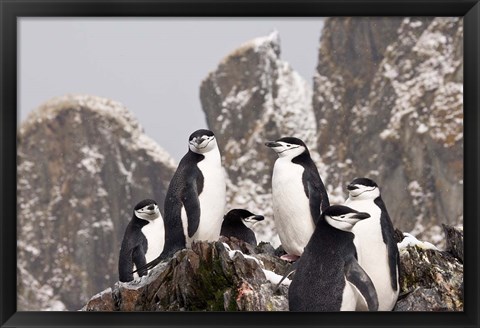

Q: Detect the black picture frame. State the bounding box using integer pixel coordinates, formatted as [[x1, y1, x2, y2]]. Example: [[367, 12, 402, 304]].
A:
[[1, 0, 478, 327]]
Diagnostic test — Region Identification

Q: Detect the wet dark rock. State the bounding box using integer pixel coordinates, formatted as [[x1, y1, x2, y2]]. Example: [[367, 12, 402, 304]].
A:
[[394, 243, 463, 311], [442, 224, 463, 263], [394, 228, 405, 243]]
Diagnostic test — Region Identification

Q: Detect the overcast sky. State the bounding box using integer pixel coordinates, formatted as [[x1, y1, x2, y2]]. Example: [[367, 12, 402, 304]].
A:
[[19, 18, 324, 161]]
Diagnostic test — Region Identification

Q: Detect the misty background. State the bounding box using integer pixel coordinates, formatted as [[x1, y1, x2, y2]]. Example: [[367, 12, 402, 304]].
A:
[[19, 18, 324, 161]]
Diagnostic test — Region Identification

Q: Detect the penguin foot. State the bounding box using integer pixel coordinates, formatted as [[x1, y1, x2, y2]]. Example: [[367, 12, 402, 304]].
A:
[[280, 254, 300, 262]]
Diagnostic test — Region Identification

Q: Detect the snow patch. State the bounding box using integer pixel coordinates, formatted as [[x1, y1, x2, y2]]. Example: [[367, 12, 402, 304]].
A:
[[222, 243, 263, 267], [80, 146, 104, 175], [416, 123, 429, 134], [262, 269, 291, 286], [397, 232, 439, 251]]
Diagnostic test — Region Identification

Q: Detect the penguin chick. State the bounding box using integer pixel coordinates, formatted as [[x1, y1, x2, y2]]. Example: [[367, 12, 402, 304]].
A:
[[345, 177, 400, 311], [118, 199, 164, 282], [265, 137, 329, 262], [221, 209, 264, 245], [134, 129, 226, 274], [288, 205, 378, 312]]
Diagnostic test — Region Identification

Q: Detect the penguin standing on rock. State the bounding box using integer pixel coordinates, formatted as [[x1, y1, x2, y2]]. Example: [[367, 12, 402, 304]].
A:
[[135, 129, 226, 273], [119, 199, 164, 282], [345, 177, 400, 311], [221, 209, 264, 245], [288, 205, 378, 312], [265, 137, 329, 261]]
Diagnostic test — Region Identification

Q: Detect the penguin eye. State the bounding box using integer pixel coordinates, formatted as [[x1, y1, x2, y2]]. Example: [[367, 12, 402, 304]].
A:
[[340, 215, 345, 219]]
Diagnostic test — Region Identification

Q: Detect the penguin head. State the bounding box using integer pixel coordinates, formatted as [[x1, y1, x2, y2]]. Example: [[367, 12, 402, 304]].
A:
[[134, 199, 161, 221], [323, 205, 370, 232], [224, 209, 264, 229], [346, 177, 380, 200], [265, 137, 308, 159], [188, 129, 217, 154]]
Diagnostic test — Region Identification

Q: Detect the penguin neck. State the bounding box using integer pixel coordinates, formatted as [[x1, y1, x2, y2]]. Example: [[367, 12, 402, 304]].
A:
[[291, 150, 311, 165], [132, 215, 149, 227], [189, 145, 221, 164], [203, 145, 221, 162], [315, 217, 353, 240], [226, 219, 247, 230]]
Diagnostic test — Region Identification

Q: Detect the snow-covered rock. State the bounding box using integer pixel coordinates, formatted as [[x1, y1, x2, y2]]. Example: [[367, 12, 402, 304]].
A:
[[81, 227, 463, 312], [82, 238, 290, 311], [312, 17, 463, 241], [17, 94, 176, 310], [200, 31, 323, 245]]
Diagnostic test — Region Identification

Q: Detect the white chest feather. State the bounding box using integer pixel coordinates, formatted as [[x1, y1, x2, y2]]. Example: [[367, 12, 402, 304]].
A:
[[346, 197, 398, 310], [184, 149, 226, 244], [141, 219, 165, 263], [272, 158, 314, 256]]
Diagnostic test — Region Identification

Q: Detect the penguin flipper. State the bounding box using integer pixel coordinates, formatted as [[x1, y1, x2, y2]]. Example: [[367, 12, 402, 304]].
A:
[[306, 180, 322, 225], [119, 245, 135, 282], [119, 230, 140, 282], [182, 175, 202, 238], [375, 197, 400, 291], [132, 246, 147, 277], [344, 257, 379, 311]]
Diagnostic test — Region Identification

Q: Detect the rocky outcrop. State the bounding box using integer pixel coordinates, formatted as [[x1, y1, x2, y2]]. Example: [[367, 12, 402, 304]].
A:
[[442, 224, 463, 263], [395, 230, 463, 311], [200, 31, 321, 244], [83, 226, 463, 312], [17, 95, 176, 310], [82, 238, 291, 311], [313, 17, 463, 240]]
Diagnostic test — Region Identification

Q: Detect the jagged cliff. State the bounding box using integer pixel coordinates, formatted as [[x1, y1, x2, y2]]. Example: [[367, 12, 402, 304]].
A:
[[200, 31, 324, 245], [17, 95, 176, 310], [199, 18, 463, 246], [82, 226, 463, 311], [313, 17, 463, 241]]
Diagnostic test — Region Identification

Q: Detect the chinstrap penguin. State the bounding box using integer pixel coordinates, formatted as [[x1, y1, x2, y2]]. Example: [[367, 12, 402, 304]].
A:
[[265, 137, 329, 261], [288, 205, 378, 312], [118, 199, 164, 282], [345, 177, 400, 311], [221, 209, 264, 245], [135, 129, 226, 273]]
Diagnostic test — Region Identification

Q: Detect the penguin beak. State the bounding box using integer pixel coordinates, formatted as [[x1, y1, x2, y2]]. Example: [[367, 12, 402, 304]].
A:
[[352, 212, 370, 220], [347, 184, 359, 191], [253, 215, 264, 222], [265, 141, 282, 148]]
